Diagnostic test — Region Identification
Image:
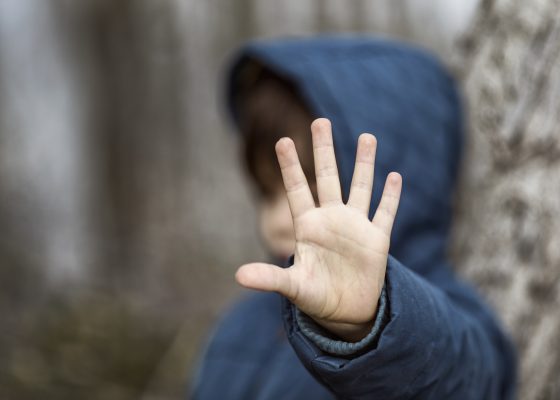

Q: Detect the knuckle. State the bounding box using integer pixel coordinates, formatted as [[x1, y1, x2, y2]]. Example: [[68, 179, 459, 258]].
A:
[[286, 180, 308, 193], [316, 163, 338, 177], [352, 178, 371, 190]]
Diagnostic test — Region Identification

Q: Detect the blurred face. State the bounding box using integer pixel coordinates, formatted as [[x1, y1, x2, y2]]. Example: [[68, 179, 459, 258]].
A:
[[235, 61, 316, 260], [246, 127, 315, 262]]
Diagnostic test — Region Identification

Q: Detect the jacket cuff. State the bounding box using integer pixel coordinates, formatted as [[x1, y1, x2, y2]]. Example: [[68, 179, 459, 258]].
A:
[[294, 285, 389, 356]]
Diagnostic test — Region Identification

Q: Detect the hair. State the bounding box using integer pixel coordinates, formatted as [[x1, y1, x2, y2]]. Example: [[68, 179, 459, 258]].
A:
[[232, 58, 315, 199]]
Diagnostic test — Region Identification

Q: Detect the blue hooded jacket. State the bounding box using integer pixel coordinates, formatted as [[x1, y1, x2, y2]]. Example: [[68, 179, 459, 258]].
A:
[[191, 36, 517, 399]]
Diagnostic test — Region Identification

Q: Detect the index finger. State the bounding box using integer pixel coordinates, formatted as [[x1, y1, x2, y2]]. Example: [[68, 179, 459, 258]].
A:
[[276, 137, 315, 219]]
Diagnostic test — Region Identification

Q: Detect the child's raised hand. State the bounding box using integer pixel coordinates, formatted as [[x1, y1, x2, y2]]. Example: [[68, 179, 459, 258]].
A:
[[236, 118, 402, 342]]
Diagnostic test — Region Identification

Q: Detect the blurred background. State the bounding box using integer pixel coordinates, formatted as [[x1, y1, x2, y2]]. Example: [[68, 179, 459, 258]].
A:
[[1, 0, 559, 399]]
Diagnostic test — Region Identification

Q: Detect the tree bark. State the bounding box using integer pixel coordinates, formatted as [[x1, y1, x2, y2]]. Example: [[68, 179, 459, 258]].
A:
[[453, 0, 560, 398]]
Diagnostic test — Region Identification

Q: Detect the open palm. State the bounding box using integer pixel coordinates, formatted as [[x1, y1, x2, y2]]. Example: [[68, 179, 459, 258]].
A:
[[236, 118, 402, 341]]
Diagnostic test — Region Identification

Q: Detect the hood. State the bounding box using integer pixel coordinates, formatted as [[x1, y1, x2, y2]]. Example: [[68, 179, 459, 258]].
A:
[[224, 35, 463, 273]]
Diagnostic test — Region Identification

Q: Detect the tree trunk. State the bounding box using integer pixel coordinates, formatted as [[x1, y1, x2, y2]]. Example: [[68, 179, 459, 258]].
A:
[[452, 0, 560, 398]]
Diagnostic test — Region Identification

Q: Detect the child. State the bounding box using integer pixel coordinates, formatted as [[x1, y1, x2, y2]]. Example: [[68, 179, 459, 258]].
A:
[[191, 36, 517, 399]]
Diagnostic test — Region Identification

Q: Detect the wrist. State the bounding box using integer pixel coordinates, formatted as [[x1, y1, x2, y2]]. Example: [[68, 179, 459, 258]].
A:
[[293, 285, 389, 356], [313, 312, 377, 342]]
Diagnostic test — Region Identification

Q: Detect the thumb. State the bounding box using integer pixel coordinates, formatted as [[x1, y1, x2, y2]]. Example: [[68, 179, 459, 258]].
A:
[[235, 263, 295, 299]]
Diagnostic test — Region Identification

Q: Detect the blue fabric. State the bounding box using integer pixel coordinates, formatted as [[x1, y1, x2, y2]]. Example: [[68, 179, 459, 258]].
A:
[[295, 286, 389, 356], [191, 35, 517, 399]]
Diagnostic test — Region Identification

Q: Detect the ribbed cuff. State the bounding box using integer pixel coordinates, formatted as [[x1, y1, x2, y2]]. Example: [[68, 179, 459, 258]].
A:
[[295, 285, 389, 356]]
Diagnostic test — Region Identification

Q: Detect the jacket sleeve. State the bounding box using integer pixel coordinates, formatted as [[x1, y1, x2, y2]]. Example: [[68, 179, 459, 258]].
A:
[[282, 255, 517, 399], [295, 286, 389, 356]]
